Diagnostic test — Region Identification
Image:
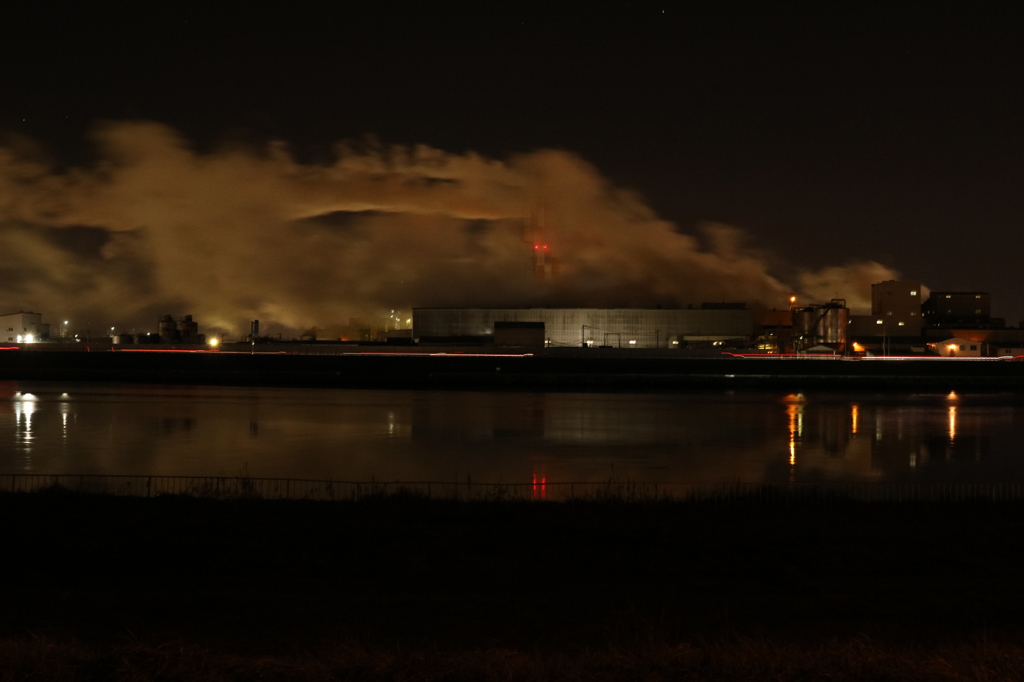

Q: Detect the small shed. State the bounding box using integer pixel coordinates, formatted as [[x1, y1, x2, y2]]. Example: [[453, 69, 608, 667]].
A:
[[929, 337, 982, 357]]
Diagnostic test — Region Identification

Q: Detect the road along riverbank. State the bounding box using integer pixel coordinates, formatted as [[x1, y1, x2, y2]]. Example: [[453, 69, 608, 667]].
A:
[[2, 346, 1024, 390]]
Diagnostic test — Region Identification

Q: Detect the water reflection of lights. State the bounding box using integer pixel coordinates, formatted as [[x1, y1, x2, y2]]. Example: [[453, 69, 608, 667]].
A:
[[946, 389, 959, 444], [786, 402, 802, 467], [532, 466, 547, 500], [61, 401, 70, 439], [13, 393, 37, 452], [851, 404, 859, 434]]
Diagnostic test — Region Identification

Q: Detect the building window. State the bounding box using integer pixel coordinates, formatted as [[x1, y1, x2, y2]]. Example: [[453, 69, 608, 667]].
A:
[[960, 345, 966, 351], [876, 320, 883, 325], [886, 311, 893, 316], [946, 295, 951, 299], [910, 291, 917, 296], [971, 345, 977, 351], [976, 295, 982, 299], [975, 309, 981, 314], [898, 322, 905, 326]]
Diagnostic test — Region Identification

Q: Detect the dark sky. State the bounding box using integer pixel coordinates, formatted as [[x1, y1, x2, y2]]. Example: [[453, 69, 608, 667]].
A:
[[3, 4, 1024, 323]]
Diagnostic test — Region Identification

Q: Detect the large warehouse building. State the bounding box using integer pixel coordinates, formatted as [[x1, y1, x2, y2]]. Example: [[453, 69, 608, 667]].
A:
[[413, 307, 754, 348]]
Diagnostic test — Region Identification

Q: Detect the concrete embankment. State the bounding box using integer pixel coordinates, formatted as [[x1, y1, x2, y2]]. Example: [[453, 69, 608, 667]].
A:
[[2, 346, 1024, 390]]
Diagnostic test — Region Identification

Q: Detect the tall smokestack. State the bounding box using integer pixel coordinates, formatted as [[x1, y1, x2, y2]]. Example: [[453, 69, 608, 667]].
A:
[[524, 207, 558, 281]]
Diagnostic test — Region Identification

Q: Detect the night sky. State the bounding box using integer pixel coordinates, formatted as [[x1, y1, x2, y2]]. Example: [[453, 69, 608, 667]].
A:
[[3, 4, 1023, 331]]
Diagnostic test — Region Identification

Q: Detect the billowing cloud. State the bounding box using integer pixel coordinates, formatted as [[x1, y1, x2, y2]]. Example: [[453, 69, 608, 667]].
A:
[[796, 261, 901, 314], [0, 121, 896, 334]]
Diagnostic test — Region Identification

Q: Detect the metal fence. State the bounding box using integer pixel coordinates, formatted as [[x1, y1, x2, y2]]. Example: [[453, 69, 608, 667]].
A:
[[3, 474, 1024, 503]]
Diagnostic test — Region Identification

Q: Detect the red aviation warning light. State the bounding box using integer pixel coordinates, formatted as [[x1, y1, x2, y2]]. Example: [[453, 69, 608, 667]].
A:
[[524, 208, 558, 281], [534, 245, 556, 279]]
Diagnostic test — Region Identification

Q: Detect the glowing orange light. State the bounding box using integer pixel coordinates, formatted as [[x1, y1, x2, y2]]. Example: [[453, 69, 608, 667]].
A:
[[787, 403, 799, 466], [851, 404, 859, 434]]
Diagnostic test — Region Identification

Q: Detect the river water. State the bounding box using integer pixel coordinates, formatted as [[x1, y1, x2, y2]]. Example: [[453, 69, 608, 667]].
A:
[[2, 380, 1024, 486]]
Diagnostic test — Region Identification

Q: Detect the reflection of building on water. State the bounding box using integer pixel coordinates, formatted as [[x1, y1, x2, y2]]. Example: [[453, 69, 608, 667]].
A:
[[869, 430, 988, 472], [777, 397, 877, 481], [867, 399, 988, 473], [783, 393, 854, 460], [776, 395, 996, 480], [818, 406, 852, 455]]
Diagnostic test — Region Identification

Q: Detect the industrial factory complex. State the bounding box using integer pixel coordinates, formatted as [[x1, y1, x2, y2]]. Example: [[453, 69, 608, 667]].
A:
[[6, 280, 1024, 358], [412, 305, 752, 349], [407, 280, 1024, 357]]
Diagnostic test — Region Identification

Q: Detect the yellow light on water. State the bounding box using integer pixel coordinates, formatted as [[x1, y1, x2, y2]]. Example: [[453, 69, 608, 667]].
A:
[[787, 403, 799, 466]]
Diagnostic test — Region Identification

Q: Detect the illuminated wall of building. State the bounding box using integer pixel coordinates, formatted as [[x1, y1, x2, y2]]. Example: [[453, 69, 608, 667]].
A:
[[413, 308, 754, 348], [0, 311, 47, 343]]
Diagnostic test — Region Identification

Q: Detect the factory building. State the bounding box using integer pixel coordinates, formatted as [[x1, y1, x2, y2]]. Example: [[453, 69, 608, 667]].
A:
[[150, 314, 205, 344], [0, 311, 49, 343], [922, 292, 1001, 328], [792, 299, 849, 353], [413, 306, 754, 348], [870, 280, 923, 335]]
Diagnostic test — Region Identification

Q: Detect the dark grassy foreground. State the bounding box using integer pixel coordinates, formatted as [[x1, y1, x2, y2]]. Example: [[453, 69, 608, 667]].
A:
[[4, 489, 1024, 680]]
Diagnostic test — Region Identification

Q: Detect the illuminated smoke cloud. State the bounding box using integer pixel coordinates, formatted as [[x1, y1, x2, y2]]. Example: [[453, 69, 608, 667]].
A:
[[796, 261, 902, 314], [0, 121, 897, 333]]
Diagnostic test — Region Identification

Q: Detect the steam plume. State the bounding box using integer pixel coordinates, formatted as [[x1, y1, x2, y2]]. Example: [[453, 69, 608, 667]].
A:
[[0, 121, 895, 333]]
